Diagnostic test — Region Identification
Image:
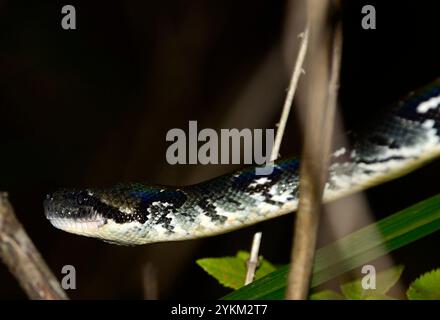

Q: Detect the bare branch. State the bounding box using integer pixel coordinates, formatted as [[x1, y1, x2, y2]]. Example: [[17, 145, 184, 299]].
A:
[[245, 26, 310, 286], [244, 231, 262, 285], [271, 28, 309, 162], [286, 0, 342, 300], [0, 192, 68, 300]]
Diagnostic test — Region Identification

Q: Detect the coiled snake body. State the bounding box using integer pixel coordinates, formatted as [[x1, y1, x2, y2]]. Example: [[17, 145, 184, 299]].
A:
[[44, 81, 440, 245]]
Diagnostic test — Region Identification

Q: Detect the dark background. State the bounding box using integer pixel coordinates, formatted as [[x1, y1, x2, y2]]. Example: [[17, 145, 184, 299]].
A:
[[1, 0, 439, 299]]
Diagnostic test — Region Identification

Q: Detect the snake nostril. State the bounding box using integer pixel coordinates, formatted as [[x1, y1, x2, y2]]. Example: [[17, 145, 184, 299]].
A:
[[76, 192, 88, 205]]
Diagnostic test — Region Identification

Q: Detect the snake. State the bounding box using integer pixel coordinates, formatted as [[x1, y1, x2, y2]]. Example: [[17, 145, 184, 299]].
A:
[[44, 80, 440, 245]]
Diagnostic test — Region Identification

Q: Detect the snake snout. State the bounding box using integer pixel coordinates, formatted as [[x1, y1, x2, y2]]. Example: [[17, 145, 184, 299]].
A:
[[44, 190, 84, 219], [44, 190, 107, 235]]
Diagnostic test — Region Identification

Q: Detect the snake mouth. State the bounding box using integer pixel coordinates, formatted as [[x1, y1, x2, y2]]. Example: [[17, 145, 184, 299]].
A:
[[44, 190, 107, 236], [47, 216, 107, 234]]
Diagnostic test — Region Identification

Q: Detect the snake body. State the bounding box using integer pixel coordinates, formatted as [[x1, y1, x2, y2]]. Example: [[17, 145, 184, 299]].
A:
[[44, 80, 440, 245]]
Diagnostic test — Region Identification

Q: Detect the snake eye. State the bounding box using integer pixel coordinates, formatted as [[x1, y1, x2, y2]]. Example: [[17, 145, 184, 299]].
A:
[[76, 192, 89, 205]]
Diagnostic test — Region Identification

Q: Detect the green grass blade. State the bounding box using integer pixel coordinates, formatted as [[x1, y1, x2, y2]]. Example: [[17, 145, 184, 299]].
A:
[[223, 193, 440, 300]]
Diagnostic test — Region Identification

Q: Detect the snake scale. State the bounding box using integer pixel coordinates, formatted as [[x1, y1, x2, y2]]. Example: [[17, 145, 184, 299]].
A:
[[44, 80, 440, 245]]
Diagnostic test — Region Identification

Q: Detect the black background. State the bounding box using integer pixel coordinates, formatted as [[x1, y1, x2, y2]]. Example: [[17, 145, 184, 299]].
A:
[[1, 0, 440, 299]]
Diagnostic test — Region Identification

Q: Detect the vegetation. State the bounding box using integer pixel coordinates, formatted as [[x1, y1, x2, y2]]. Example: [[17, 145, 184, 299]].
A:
[[197, 193, 440, 299]]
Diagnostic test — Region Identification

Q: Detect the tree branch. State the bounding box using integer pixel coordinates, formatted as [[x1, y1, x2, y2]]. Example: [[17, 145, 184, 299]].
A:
[[285, 0, 342, 300], [0, 192, 68, 300]]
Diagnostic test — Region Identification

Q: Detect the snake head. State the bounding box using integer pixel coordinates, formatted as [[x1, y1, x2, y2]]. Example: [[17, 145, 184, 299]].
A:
[[44, 190, 108, 238], [44, 187, 155, 245]]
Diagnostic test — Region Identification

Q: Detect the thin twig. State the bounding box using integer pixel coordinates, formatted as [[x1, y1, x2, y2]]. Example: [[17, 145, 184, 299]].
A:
[[286, 0, 342, 300], [271, 28, 309, 162], [244, 232, 262, 285], [323, 21, 343, 158], [0, 192, 68, 300], [244, 27, 310, 285], [142, 262, 159, 300]]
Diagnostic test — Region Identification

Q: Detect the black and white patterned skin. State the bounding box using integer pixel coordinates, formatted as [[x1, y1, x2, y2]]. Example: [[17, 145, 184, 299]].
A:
[[44, 80, 440, 245]]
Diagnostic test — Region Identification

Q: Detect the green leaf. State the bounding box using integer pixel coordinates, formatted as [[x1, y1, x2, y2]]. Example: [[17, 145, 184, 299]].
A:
[[223, 193, 440, 299], [310, 290, 345, 300], [340, 265, 404, 300], [312, 266, 404, 300], [196, 250, 276, 290], [407, 269, 440, 300], [197, 256, 246, 289]]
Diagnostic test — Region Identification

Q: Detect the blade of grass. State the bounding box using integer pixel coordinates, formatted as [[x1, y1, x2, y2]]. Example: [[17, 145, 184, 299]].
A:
[[223, 193, 440, 300]]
